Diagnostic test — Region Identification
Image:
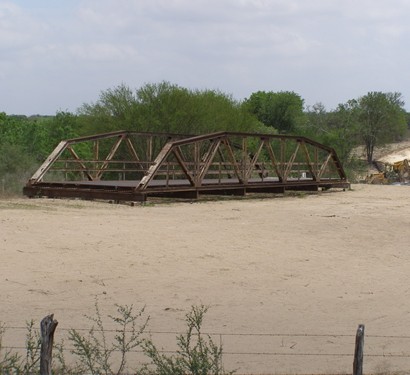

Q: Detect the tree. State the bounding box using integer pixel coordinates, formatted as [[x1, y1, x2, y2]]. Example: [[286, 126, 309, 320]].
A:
[[405, 111, 410, 130], [325, 102, 360, 165], [303, 102, 330, 138], [243, 91, 305, 133], [78, 82, 262, 135], [353, 92, 407, 163], [79, 84, 139, 134], [302, 102, 359, 165], [133, 81, 196, 133]]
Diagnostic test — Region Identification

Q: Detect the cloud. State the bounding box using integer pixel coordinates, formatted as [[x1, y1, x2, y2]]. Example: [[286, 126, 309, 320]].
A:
[[1, 0, 410, 114], [0, 2, 48, 57], [67, 43, 141, 63]]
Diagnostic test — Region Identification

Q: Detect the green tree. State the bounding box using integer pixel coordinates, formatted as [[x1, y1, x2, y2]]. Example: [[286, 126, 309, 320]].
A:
[[0, 113, 38, 194], [303, 102, 330, 138], [405, 111, 410, 130], [243, 91, 305, 133], [0, 112, 29, 146], [353, 92, 407, 163], [0, 111, 83, 195], [0, 142, 36, 195], [23, 112, 81, 161], [78, 82, 262, 135], [133, 82, 196, 133], [79, 84, 139, 134], [326, 102, 360, 164], [302, 102, 359, 165]]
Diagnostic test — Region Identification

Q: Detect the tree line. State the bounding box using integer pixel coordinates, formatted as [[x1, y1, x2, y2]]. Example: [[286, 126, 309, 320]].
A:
[[0, 81, 409, 194]]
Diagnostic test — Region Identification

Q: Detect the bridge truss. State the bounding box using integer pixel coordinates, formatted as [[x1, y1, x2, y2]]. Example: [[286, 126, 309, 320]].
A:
[[23, 131, 350, 202]]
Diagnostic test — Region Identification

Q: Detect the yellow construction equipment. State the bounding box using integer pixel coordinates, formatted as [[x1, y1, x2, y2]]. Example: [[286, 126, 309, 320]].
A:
[[366, 159, 409, 184], [365, 172, 389, 184], [392, 159, 410, 183]]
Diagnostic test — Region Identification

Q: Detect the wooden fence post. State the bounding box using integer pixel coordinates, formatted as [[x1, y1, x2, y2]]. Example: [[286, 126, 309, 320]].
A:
[[353, 324, 365, 375], [40, 314, 58, 375]]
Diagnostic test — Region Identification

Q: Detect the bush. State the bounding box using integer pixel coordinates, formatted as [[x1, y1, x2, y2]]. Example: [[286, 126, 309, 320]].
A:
[[0, 320, 41, 374], [0, 143, 38, 197], [68, 300, 148, 375], [142, 305, 234, 375]]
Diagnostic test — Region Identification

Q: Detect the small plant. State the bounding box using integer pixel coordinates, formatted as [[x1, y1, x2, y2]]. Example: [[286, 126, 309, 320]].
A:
[[142, 305, 235, 375], [68, 299, 148, 375], [0, 322, 21, 374], [22, 319, 41, 374], [0, 320, 41, 375], [53, 339, 83, 375]]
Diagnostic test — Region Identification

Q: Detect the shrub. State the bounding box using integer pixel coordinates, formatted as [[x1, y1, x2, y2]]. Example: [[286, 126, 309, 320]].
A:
[[142, 305, 234, 375], [68, 300, 148, 375]]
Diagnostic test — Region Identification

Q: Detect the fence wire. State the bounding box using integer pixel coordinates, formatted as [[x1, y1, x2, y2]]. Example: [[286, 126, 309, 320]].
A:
[[3, 327, 410, 359]]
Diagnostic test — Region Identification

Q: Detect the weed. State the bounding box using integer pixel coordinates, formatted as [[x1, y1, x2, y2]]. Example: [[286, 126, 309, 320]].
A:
[[142, 305, 234, 375], [68, 299, 148, 375], [0, 323, 21, 374], [0, 320, 41, 375], [53, 339, 81, 375], [23, 320, 41, 374]]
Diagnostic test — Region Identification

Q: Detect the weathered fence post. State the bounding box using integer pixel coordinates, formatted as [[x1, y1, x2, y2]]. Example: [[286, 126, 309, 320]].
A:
[[353, 324, 365, 375], [40, 314, 58, 375]]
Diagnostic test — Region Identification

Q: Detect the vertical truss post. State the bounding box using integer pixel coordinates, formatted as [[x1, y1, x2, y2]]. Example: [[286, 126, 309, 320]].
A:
[[194, 141, 200, 180], [93, 140, 99, 179], [147, 136, 153, 162]]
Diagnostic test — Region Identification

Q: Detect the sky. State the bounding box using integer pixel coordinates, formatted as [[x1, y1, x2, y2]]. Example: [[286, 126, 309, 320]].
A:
[[1, 0, 410, 115]]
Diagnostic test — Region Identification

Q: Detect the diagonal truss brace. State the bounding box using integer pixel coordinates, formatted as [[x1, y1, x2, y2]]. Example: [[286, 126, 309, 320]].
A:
[[28, 141, 68, 184], [301, 141, 318, 181], [221, 138, 244, 183], [67, 146, 94, 181], [265, 142, 283, 182], [197, 138, 222, 184], [95, 135, 125, 180], [283, 143, 300, 181], [244, 139, 265, 181]]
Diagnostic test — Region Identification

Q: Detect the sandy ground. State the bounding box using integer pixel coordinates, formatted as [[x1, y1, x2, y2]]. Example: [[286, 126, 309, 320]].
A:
[[1, 184, 410, 374]]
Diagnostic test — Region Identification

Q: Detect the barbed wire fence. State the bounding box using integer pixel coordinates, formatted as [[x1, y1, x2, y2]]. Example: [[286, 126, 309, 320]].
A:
[[2, 321, 410, 374]]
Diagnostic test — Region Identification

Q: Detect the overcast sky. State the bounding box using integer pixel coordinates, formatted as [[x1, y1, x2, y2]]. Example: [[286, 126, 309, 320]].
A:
[[1, 0, 410, 115]]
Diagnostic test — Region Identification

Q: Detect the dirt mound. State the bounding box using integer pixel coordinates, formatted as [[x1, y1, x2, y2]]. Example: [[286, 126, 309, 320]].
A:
[[376, 140, 410, 163]]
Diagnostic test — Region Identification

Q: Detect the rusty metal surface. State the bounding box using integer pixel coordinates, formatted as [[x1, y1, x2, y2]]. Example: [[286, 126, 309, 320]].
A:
[[23, 131, 350, 202]]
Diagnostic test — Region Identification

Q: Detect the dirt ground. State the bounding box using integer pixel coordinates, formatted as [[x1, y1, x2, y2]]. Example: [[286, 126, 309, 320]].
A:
[[1, 184, 410, 374]]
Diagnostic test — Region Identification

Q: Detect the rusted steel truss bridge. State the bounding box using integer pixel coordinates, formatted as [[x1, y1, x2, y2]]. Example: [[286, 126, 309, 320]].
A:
[[23, 131, 350, 202]]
